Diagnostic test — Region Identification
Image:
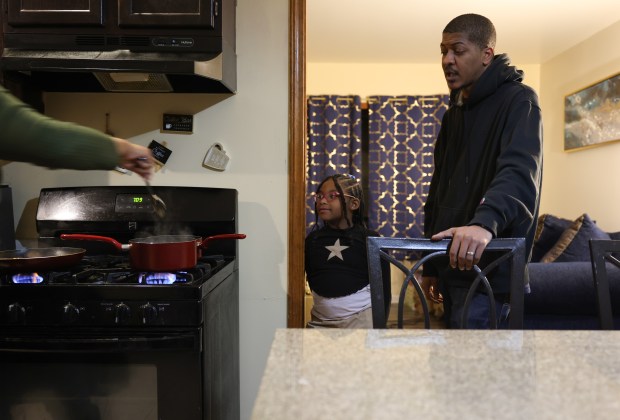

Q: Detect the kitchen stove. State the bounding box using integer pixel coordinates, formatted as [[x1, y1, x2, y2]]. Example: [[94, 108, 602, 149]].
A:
[[0, 186, 242, 420]]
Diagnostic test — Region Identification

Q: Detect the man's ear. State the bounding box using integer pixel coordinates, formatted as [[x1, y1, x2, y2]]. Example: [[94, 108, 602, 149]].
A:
[[482, 47, 494, 66]]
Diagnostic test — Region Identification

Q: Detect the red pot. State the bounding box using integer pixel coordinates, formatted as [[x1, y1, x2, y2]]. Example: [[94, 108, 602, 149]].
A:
[[60, 233, 246, 271]]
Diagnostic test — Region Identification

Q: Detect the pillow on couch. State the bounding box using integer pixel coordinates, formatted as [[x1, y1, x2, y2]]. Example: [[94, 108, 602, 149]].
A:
[[531, 214, 573, 262], [540, 213, 610, 263]]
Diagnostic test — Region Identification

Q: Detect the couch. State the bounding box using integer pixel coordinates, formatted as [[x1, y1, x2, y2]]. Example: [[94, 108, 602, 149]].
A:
[[523, 213, 620, 329]]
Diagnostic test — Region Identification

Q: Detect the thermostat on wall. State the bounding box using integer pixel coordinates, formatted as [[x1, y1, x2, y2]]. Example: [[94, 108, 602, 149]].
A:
[[203, 143, 229, 171], [162, 113, 193, 134]]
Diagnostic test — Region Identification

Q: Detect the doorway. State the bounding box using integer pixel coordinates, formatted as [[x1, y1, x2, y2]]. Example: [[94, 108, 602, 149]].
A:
[[287, 0, 306, 327]]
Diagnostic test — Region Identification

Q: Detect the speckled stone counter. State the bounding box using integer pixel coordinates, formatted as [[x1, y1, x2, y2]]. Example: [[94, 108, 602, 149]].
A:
[[252, 328, 620, 419]]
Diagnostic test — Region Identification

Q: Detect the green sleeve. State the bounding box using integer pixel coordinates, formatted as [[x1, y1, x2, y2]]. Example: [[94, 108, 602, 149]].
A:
[[0, 86, 120, 170]]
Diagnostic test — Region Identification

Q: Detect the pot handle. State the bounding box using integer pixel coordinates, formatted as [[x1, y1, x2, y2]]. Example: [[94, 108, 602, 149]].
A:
[[199, 233, 246, 249], [60, 233, 127, 251]]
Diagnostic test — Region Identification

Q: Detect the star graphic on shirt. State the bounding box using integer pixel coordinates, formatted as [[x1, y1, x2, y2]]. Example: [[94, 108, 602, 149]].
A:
[[325, 239, 349, 261]]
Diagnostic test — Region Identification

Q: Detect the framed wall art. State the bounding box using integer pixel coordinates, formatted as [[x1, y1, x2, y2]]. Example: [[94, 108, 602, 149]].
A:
[[564, 72, 620, 151]]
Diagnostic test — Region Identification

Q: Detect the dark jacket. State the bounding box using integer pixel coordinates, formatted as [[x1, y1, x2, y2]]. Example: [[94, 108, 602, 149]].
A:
[[423, 54, 543, 292]]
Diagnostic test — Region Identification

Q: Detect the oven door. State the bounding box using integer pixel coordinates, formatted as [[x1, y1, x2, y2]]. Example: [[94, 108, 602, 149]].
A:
[[0, 328, 203, 420]]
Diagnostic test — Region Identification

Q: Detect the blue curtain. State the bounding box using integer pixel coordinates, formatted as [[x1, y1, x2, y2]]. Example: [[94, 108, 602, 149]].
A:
[[367, 95, 449, 238], [306, 95, 362, 234]]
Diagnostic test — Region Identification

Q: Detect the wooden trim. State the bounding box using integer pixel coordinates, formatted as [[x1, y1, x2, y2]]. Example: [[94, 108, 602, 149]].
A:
[[287, 0, 306, 328]]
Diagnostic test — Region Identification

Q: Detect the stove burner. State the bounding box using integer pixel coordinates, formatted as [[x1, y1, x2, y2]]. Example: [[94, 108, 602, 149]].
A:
[[140, 272, 186, 285], [0, 256, 227, 286], [0, 245, 232, 296], [11, 273, 44, 284]]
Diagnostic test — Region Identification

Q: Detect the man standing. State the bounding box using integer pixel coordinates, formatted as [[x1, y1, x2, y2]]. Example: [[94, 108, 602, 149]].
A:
[[422, 14, 543, 328]]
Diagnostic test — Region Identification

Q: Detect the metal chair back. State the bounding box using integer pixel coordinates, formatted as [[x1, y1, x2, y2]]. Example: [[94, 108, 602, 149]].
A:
[[588, 239, 620, 329], [366, 237, 526, 329]]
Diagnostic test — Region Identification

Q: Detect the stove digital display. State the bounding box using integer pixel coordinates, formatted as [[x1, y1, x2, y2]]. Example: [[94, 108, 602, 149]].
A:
[[115, 194, 155, 213]]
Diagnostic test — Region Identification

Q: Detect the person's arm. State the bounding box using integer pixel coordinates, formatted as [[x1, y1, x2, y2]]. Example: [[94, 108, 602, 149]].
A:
[[431, 225, 493, 270], [468, 92, 543, 239], [110, 137, 154, 180], [0, 86, 153, 178]]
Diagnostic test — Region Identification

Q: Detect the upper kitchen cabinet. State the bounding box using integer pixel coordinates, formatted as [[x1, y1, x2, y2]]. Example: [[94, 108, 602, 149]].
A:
[[5, 0, 104, 26], [0, 0, 237, 93], [6, 0, 219, 28], [119, 0, 215, 28]]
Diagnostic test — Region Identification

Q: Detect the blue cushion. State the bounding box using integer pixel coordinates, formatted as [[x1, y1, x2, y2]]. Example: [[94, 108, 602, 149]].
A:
[[531, 214, 572, 262], [540, 213, 610, 263]]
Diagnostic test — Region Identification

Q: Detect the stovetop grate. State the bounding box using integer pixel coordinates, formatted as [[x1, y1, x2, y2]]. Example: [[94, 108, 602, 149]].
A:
[[0, 254, 228, 287]]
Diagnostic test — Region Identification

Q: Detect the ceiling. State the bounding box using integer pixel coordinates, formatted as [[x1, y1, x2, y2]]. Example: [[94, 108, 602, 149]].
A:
[[307, 0, 620, 65]]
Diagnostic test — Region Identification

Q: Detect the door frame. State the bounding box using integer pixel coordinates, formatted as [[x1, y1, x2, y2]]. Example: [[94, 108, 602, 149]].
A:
[[287, 0, 306, 327]]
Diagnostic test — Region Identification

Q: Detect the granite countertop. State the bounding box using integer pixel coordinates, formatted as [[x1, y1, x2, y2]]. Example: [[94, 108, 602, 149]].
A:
[[252, 328, 620, 420]]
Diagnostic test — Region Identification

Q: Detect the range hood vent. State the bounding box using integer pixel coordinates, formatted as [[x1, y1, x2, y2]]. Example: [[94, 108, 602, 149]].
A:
[[0, 43, 236, 93], [95, 72, 173, 93]]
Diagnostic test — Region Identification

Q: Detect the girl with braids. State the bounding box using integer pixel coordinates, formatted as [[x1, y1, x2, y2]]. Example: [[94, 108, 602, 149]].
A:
[[305, 174, 390, 328]]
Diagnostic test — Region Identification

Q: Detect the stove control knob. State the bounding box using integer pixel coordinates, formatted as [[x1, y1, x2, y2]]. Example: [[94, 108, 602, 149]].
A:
[[62, 303, 80, 324], [115, 303, 131, 324], [140, 303, 158, 324], [7, 303, 26, 324]]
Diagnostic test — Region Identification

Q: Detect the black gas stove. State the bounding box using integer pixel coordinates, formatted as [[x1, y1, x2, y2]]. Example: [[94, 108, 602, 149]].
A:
[[0, 186, 241, 420], [1, 186, 239, 327]]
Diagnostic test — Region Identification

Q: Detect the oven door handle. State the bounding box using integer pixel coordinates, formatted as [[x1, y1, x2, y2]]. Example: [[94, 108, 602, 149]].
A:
[[0, 333, 201, 353]]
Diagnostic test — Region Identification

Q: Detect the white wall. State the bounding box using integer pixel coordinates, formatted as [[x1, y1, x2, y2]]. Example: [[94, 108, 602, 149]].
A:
[[308, 63, 447, 97], [538, 20, 620, 231], [2, 0, 288, 418]]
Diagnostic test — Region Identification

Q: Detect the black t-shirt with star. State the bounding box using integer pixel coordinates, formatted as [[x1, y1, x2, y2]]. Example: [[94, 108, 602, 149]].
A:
[[305, 224, 386, 299]]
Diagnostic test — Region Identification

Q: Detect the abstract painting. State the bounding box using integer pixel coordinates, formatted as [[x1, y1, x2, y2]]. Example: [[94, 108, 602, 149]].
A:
[[564, 72, 620, 151]]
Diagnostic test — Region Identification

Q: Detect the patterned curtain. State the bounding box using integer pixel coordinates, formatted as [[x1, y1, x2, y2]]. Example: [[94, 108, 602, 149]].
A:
[[367, 95, 449, 238], [306, 95, 362, 234]]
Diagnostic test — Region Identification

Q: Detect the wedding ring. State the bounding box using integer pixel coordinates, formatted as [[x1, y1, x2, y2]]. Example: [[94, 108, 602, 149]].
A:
[[466, 251, 475, 256]]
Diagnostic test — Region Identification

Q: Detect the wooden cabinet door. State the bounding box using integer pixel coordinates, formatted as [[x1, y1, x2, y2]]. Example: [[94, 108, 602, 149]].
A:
[[6, 0, 104, 26], [118, 0, 215, 28]]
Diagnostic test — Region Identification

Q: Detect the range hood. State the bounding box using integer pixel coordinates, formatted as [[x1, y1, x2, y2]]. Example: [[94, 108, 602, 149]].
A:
[[0, 42, 236, 93], [0, 0, 236, 94]]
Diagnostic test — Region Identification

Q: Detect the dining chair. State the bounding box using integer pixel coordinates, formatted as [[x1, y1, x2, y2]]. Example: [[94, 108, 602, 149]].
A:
[[588, 239, 620, 329], [366, 237, 526, 329]]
